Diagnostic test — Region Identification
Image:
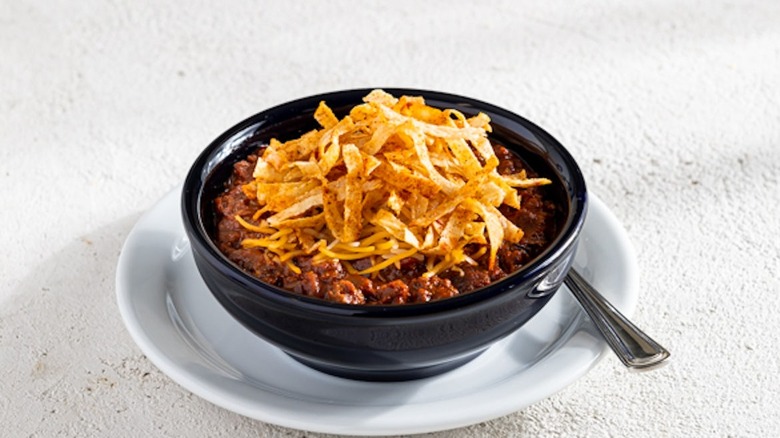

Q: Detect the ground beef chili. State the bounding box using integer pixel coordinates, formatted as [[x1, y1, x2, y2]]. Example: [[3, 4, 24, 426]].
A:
[[213, 144, 562, 305]]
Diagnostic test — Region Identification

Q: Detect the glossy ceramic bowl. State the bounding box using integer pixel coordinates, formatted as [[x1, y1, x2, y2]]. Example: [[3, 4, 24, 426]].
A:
[[181, 88, 587, 381]]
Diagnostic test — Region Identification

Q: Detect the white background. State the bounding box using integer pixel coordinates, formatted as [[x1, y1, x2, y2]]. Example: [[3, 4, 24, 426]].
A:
[[2, 1, 778, 436]]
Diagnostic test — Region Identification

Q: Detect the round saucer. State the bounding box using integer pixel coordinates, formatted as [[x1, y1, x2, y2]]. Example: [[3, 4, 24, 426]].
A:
[[116, 186, 637, 436]]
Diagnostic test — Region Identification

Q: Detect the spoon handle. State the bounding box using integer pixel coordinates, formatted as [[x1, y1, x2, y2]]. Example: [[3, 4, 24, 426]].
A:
[[564, 269, 670, 371]]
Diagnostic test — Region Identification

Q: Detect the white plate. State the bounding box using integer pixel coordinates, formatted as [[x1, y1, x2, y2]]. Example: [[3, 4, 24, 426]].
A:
[[116, 187, 637, 436]]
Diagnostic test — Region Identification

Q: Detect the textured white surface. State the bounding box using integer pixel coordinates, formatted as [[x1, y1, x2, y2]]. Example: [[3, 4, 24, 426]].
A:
[[1, 0, 778, 436]]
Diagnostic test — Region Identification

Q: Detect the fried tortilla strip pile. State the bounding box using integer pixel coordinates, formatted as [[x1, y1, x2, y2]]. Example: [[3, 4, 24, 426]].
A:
[[236, 90, 551, 276]]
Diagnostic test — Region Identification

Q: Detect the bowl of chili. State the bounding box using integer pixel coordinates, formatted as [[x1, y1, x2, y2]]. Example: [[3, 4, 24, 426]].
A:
[[181, 88, 587, 381]]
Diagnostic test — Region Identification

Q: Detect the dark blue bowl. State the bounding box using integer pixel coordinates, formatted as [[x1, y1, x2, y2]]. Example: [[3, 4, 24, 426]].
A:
[[181, 88, 587, 381]]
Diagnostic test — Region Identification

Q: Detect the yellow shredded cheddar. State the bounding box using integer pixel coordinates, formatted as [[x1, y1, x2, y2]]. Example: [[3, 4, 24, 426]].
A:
[[233, 90, 551, 275]]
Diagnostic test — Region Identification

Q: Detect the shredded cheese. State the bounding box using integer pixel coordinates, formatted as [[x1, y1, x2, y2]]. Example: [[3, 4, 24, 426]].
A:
[[233, 90, 551, 276]]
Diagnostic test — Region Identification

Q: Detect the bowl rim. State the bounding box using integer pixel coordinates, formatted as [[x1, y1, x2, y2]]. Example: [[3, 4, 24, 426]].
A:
[[181, 87, 587, 318]]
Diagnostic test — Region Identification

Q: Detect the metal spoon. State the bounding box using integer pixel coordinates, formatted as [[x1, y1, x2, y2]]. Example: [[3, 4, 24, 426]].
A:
[[564, 269, 670, 371]]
